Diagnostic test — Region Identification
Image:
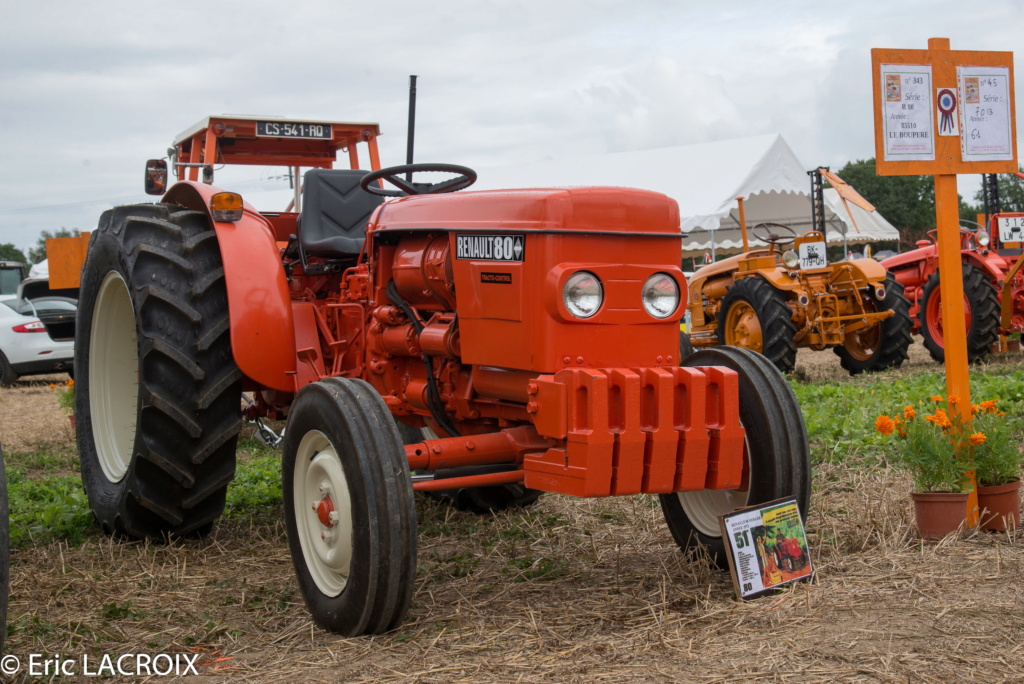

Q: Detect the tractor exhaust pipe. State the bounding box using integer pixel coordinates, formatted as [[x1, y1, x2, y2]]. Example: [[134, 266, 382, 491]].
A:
[[406, 75, 418, 182]]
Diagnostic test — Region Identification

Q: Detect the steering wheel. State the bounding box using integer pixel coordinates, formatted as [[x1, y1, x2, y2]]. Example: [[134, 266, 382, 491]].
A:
[[750, 222, 798, 246], [360, 163, 477, 197]]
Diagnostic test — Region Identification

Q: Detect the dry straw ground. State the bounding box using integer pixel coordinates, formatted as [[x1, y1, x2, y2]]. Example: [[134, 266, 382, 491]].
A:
[[3, 345, 1024, 683]]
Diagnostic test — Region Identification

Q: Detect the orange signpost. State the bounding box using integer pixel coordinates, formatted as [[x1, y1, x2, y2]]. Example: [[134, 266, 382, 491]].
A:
[[871, 37, 1017, 524]]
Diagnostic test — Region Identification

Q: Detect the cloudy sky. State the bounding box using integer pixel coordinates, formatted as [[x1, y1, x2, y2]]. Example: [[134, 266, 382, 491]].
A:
[[1, 0, 1021, 256]]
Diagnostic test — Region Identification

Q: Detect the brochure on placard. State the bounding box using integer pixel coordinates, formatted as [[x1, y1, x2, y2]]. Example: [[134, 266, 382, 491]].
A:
[[719, 497, 812, 600]]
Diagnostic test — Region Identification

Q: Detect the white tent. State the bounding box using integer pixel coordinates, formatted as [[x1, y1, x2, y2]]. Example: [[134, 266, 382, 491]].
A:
[[474, 134, 900, 258]]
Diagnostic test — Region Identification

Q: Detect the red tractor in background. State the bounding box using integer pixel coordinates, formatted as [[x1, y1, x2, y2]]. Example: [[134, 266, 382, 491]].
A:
[[880, 172, 1024, 362], [68, 113, 810, 637]]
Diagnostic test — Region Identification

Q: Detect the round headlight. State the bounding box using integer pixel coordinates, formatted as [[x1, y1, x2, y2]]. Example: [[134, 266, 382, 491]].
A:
[[641, 273, 680, 319], [782, 250, 799, 269], [977, 229, 990, 247], [564, 271, 603, 318]]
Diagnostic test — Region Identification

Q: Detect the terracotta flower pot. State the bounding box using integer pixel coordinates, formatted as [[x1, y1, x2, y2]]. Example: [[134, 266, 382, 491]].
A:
[[977, 479, 1021, 532], [911, 491, 969, 540], [68, 414, 76, 431]]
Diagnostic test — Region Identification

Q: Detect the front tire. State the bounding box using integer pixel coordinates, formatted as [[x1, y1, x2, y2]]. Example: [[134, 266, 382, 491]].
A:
[[919, 263, 999, 363], [659, 347, 810, 568], [715, 277, 797, 373], [283, 379, 417, 636], [75, 204, 242, 538], [833, 273, 913, 375]]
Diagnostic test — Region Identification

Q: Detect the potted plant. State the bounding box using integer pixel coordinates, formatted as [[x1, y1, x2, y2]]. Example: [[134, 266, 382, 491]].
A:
[[875, 398, 975, 540], [51, 379, 75, 430], [969, 400, 1022, 532]]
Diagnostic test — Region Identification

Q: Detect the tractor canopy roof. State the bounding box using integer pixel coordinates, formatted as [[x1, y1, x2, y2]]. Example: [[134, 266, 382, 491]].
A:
[[173, 115, 382, 169]]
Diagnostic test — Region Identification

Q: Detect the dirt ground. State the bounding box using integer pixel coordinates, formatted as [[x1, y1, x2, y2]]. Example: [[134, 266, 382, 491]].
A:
[[3, 347, 1024, 682]]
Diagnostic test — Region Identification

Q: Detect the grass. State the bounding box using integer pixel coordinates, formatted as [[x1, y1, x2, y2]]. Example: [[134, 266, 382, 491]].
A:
[[3, 356, 1024, 681], [793, 365, 1024, 465], [4, 363, 1022, 548]]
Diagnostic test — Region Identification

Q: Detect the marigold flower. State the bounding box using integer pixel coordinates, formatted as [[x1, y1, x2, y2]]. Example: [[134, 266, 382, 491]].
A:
[[931, 395, 943, 402], [875, 415, 896, 436], [903, 406, 916, 420], [49, 383, 55, 389], [969, 432, 987, 446], [948, 395, 961, 405], [67, 379, 74, 388], [970, 404, 981, 416], [980, 399, 998, 414]]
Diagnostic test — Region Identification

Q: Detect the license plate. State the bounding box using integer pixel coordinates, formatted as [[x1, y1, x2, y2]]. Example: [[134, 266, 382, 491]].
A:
[[798, 241, 827, 269], [998, 216, 1024, 244], [255, 121, 333, 140]]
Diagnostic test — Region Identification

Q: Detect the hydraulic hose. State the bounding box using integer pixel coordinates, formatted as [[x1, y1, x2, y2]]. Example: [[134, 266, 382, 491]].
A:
[[386, 280, 462, 437]]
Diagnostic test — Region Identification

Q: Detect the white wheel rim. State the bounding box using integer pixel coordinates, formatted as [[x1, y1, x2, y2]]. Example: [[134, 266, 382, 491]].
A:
[[90, 271, 139, 483], [293, 429, 354, 597], [677, 435, 753, 537]]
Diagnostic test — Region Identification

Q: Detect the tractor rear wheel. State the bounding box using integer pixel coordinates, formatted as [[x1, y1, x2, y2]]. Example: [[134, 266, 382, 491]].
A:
[[399, 424, 542, 513], [283, 378, 417, 636], [75, 204, 242, 538], [715, 277, 797, 373], [833, 273, 913, 375], [919, 263, 1000, 363], [659, 347, 810, 569]]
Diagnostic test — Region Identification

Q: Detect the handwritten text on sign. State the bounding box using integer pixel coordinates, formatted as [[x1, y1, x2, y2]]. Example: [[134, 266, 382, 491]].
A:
[[881, 64, 935, 161], [957, 65, 1014, 162]]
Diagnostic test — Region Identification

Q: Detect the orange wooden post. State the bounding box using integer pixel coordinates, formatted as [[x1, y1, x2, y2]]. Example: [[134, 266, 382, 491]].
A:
[[872, 36, 1017, 525]]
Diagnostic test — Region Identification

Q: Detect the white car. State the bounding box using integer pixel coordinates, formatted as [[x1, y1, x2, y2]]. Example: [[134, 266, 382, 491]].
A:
[[0, 287, 75, 385]]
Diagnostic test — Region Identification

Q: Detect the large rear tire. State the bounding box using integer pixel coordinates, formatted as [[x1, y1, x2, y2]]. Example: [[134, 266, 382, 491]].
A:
[[919, 263, 1000, 363], [283, 378, 417, 636], [75, 204, 242, 538], [659, 347, 810, 568], [715, 277, 797, 373], [833, 273, 913, 375]]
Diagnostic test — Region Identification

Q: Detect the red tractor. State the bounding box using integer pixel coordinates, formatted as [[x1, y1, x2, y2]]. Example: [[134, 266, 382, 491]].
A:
[[71, 115, 810, 636], [880, 224, 1002, 362], [769, 531, 807, 572]]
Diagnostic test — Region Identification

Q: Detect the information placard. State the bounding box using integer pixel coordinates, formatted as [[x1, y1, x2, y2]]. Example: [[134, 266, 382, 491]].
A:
[[880, 64, 934, 162], [957, 65, 1014, 162], [719, 497, 812, 600]]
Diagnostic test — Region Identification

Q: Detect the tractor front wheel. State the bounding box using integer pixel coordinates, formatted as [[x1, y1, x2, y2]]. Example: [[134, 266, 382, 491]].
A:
[[919, 263, 1000, 363], [833, 273, 913, 375], [679, 331, 695, 361], [715, 277, 797, 373], [659, 346, 811, 568], [283, 378, 417, 636], [75, 204, 242, 538]]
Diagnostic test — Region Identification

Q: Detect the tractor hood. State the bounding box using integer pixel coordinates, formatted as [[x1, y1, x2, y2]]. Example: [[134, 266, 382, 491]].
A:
[[371, 187, 681, 236]]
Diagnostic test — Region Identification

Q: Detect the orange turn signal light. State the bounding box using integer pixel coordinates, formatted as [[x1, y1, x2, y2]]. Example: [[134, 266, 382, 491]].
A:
[[211, 192, 243, 222]]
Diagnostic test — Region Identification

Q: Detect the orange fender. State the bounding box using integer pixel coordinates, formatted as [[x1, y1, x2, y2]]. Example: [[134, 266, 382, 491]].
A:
[[163, 182, 296, 391]]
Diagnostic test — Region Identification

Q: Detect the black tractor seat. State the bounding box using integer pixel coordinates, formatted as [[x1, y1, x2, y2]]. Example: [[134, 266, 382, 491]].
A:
[[297, 169, 385, 260]]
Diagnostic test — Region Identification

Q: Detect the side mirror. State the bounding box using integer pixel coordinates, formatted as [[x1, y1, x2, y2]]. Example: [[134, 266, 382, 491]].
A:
[[144, 159, 168, 196]]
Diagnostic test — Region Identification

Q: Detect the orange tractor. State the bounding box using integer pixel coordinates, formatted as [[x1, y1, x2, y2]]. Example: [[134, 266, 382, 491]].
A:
[[683, 170, 913, 375], [879, 173, 1024, 362], [70, 113, 810, 636]]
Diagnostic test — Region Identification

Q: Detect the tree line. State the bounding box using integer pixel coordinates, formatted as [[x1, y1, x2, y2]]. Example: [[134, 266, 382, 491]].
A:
[[829, 159, 1024, 248], [0, 228, 80, 265]]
